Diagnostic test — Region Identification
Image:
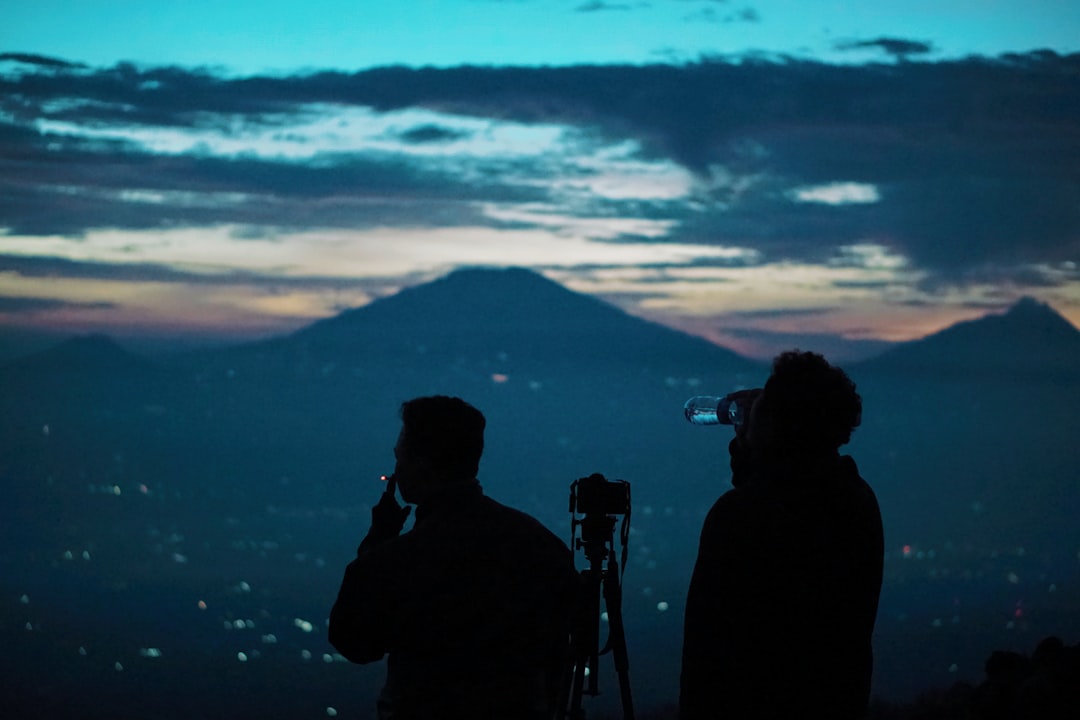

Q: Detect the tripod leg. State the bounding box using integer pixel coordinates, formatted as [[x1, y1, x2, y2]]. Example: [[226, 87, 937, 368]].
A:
[[561, 568, 597, 720], [603, 550, 635, 720]]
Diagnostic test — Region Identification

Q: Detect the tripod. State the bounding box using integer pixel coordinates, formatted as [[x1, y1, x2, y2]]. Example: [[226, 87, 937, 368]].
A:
[[561, 475, 634, 720]]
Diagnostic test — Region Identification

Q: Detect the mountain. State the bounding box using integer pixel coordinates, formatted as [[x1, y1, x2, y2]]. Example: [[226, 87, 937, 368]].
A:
[[3, 268, 1080, 714], [845, 296, 1080, 556], [855, 297, 1080, 379], [7, 333, 149, 373], [0, 326, 71, 367], [224, 266, 760, 380]]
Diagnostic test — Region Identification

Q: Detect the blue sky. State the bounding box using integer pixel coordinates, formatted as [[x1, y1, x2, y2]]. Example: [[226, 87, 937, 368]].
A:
[[1, 1, 1079, 360], [6, 1, 1080, 72]]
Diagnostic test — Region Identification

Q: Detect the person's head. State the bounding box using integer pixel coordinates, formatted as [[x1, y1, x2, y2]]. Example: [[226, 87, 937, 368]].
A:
[[747, 350, 861, 458], [394, 395, 485, 503]]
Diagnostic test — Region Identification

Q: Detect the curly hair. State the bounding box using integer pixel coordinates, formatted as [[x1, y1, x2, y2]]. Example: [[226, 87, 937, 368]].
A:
[[761, 350, 862, 451]]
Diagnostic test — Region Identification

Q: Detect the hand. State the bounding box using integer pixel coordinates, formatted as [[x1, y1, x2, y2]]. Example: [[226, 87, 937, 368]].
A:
[[370, 487, 411, 538]]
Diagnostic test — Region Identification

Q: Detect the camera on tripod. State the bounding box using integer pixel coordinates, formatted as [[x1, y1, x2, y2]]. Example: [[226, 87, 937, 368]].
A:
[[570, 473, 631, 517], [563, 472, 634, 720]]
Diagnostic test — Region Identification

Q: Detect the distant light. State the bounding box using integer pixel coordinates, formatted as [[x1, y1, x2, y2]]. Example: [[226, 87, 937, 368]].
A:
[[1007, 572, 1020, 584], [902, 545, 913, 558], [322, 653, 334, 663], [25, 622, 33, 631], [139, 484, 149, 494], [238, 652, 248, 662], [19, 594, 29, 605], [172, 553, 188, 563], [294, 618, 314, 633], [931, 618, 942, 628], [115, 662, 124, 672], [238, 581, 251, 593], [949, 664, 959, 673], [198, 600, 207, 610], [1049, 584, 1057, 593], [82, 551, 91, 561], [600, 612, 609, 623], [491, 373, 509, 384], [301, 650, 313, 661], [657, 601, 669, 612], [326, 709, 338, 717], [262, 634, 277, 644], [140, 648, 163, 658], [63, 550, 74, 560], [112, 485, 122, 496], [78, 646, 87, 656]]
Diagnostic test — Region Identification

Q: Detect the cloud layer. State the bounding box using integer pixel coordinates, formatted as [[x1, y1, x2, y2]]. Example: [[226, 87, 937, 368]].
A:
[[2, 51, 1078, 351]]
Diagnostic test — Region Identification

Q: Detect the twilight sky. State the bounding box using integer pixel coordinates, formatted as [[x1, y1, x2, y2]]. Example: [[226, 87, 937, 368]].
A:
[[2, 0, 1079, 360]]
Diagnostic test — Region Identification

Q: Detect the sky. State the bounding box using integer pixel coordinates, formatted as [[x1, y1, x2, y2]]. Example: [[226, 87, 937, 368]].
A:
[[1, 0, 1079, 360]]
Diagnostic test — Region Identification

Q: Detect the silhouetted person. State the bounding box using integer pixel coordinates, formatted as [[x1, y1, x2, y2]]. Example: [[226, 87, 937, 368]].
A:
[[329, 395, 579, 720], [680, 351, 884, 719]]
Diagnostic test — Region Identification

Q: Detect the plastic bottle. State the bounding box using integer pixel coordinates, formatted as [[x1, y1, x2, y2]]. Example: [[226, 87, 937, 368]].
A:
[[683, 394, 750, 426]]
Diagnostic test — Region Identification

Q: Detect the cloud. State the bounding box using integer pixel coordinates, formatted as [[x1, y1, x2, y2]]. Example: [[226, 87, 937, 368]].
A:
[[0, 253, 416, 290], [0, 53, 88, 70], [576, 1, 637, 11], [0, 296, 114, 313], [395, 124, 473, 144], [1, 52, 1078, 290], [683, 5, 759, 24], [834, 37, 935, 59]]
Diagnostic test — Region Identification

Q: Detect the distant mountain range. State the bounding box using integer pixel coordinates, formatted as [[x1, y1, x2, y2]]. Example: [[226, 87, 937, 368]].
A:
[[2, 266, 1078, 715], [1, 267, 1076, 374], [1, 267, 1077, 551]]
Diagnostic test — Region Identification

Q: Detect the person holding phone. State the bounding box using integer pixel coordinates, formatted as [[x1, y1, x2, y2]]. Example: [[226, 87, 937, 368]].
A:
[[329, 395, 579, 720]]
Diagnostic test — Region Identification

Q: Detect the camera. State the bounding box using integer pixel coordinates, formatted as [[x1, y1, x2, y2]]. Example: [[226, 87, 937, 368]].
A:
[[570, 473, 631, 516]]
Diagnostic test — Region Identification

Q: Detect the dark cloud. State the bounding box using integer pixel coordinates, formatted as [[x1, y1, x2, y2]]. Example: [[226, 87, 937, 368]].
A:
[[684, 5, 760, 24], [2, 53, 1078, 284], [0, 53, 88, 69], [834, 37, 935, 58], [0, 296, 114, 313], [576, 1, 637, 12], [395, 124, 472, 144], [0, 119, 542, 236], [0, 254, 419, 293]]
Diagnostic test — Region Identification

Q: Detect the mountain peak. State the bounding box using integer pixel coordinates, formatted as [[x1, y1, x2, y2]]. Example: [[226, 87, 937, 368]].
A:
[[269, 265, 758, 375], [861, 297, 1080, 377], [1004, 295, 1075, 327], [24, 333, 146, 373]]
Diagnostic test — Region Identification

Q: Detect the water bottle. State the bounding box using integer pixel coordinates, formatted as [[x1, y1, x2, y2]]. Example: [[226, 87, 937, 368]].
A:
[[683, 392, 755, 426]]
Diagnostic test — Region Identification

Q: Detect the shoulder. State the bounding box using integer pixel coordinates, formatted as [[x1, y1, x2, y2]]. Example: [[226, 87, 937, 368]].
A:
[[482, 496, 571, 551], [484, 496, 560, 535], [840, 456, 881, 508], [702, 485, 769, 539], [706, 483, 767, 518]]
